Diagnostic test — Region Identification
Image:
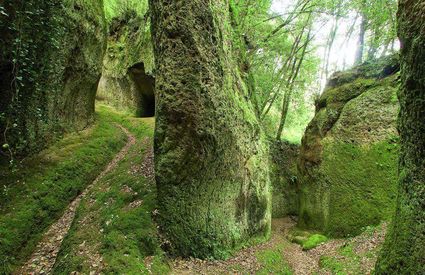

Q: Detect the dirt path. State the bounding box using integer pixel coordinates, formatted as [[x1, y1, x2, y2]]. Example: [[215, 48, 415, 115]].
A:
[[171, 217, 386, 275], [15, 122, 386, 275], [170, 218, 312, 274], [17, 124, 135, 275]]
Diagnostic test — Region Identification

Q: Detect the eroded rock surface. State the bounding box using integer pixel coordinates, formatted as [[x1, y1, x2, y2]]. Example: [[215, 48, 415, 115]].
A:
[[150, 0, 271, 258], [376, 1, 425, 273], [270, 141, 299, 218], [97, 9, 155, 117], [298, 55, 400, 236], [0, 0, 107, 156]]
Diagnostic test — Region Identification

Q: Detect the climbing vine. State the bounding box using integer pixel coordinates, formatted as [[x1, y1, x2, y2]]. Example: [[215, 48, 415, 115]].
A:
[[0, 1, 67, 162]]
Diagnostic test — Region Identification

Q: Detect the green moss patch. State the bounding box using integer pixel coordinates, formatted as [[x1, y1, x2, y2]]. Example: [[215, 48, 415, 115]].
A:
[[298, 55, 400, 237], [53, 105, 169, 274], [288, 228, 328, 250], [269, 140, 299, 218], [318, 223, 386, 274], [323, 140, 398, 236], [0, 106, 127, 273], [150, 0, 271, 258], [0, 0, 107, 157], [319, 245, 363, 275], [302, 234, 328, 250], [256, 244, 293, 275]]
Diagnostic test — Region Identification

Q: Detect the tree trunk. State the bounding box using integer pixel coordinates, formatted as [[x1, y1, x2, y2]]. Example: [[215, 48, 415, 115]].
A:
[[321, 1, 342, 82], [276, 22, 312, 140], [341, 14, 358, 71], [354, 14, 367, 65], [375, 0, 425, 273], [260, 26, 305, 119], [367, 31, 378, 60]]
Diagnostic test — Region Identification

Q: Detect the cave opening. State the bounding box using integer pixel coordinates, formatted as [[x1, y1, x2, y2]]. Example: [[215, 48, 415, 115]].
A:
[[129, 62, 155, 117], [96, 61, 155, 118]]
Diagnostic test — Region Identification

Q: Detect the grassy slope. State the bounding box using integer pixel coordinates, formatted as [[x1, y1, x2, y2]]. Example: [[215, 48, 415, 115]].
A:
[[53, 105, 169, 274], [0, 106, 127, 273]]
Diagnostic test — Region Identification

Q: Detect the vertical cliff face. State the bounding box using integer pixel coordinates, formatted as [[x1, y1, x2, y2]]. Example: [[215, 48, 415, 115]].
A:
[[376, 1, 425, 273], [96, 8, 155, 117], [0, 0, 107, 157], [150, 0, 271, 259], [298, 55, 400, 237], [270, 141, 299, 218]]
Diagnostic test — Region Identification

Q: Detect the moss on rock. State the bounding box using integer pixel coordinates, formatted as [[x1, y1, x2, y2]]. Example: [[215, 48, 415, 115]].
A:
[[270, 140, 299, 218], [0, 0, 107, 157], [96, 6, 155, 117], [375, 1, 425, 273], [150, 0, 271, 259], [298, 55, 400, 237], [302, 234, 328, 250]]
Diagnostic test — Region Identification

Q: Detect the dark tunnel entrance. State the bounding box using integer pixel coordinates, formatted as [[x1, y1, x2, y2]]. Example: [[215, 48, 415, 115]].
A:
[[129, 62, 155, 117]]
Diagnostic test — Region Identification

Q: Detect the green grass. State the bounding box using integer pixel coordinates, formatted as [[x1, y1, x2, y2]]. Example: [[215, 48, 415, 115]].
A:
[[0, 106, 128, 274], [53, 105, 169, 274], [319, 256, 347, 275], [319, 244, 362, 275], [256, 244, 293, 275], [319, 243, 376, 275], [318, 223, 386, 275]]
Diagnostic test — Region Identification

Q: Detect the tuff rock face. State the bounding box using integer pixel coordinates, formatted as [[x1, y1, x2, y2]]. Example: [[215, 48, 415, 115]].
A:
[[96, 10, 155, 117], [150, 0, 271, 258], [298, 55, 400, 237], [0, 0, 107, 156], [375, 1, 425, 273], [270, 141, 299, 218]]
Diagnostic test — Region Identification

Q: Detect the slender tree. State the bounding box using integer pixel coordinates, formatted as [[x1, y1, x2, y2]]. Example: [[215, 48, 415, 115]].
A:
[[276, 14, 313, 140], [354, 11, 367, 65]]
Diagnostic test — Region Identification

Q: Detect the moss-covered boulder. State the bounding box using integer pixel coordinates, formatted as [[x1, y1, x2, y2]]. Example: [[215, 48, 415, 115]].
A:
[[298, 55, 400, 237], [150, 0, 271, 259], [375, 1, 425, 273], [96, 8, 155, 116], [270, 140, 299, 218], [0, 0, 107, 157]]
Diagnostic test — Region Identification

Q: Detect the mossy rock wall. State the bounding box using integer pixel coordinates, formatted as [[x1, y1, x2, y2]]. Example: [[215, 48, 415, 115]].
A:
[[97, 75, 140, 114], [97, 63, 155, 117], [270, 141, 299, 218], [298, 55, 400, 237], [0, 0, 107, 157], [150, 0, 271, 259], [375, 1, 425, 273], [97, 7, 155, 116]]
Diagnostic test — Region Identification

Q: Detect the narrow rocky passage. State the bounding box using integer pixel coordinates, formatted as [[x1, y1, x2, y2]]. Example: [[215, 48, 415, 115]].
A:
[[17, 124, 136, 275], [12, 116, 387, 275]]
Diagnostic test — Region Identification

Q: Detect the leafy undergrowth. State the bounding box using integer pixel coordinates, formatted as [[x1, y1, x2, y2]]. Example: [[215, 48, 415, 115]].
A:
[[0, 106, 127, 273], [256, 244, 293, 275], [53, 105, 169, 274]]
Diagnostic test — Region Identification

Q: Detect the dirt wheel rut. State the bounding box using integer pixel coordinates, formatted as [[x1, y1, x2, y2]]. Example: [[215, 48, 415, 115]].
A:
[[17, 124, 135, 275]]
